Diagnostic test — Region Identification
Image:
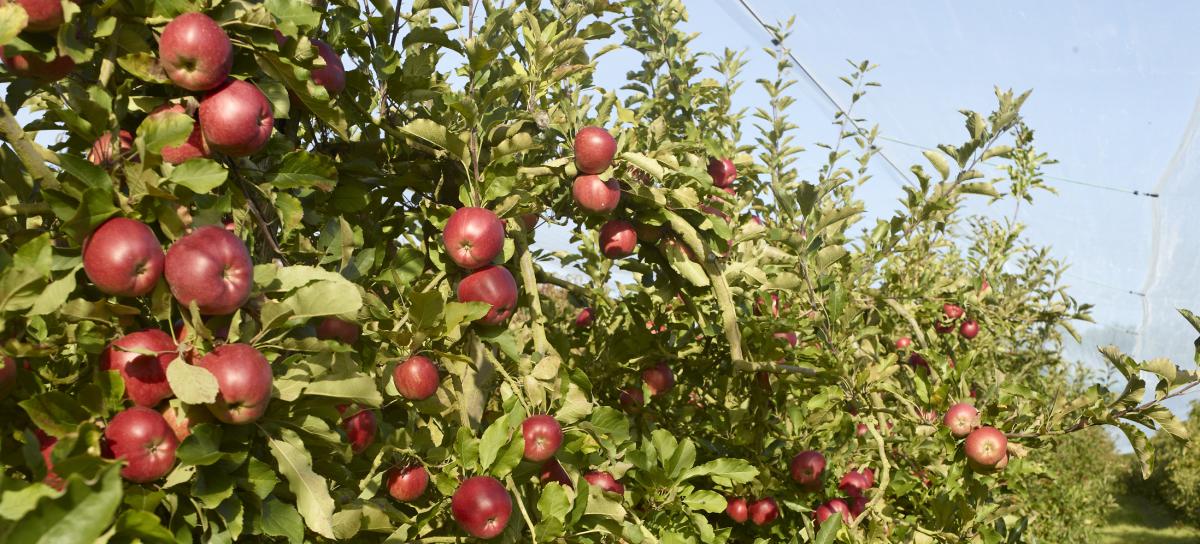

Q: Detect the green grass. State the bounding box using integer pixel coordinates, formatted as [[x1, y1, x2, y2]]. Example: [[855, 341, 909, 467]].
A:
[[1100, 493, 1200, 544]]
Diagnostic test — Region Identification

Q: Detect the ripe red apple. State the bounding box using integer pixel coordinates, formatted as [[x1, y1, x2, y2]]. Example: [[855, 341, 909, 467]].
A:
[[815, 498, 851, 525], [83, 217, 164, 298], [520, 213, 538, 231], [105, 406, 179, 483], [158, 13, 232, 91], [618, 387, 643, 412], [33, 429, 63, 489], [895, 336, 912, 350], [960, 319, 979, 339], [572, 175, 621, 213], [943, 403, 980, 438], [150, 103, 208, 164], [964, 426, 1007, 469], [707, 157, 736, 188], [748, 497, 778, 526], [790, 450, 826, 490], [934, 322, 954, 334], [164, 225, 252, 315], [443, 207, 505, 270], [309, 39, 346, 96], [726, 497, 748, 523], [942, 303, 964, 320], [521, 415, 563, 462], [908, 353, 929, 369], [451, 476, 512, 539], [599, 219, 637, 258], [774, 331, 798, 348], [539, 459, 572, 487], [862, 468, 875, 488], [197, 343, 273, 424], [161, 402, 212, 441], [393, 355, 439, 400], [88, 130, 134, 166], [0, 355, 16, 398], [386, 464, 429, 502], [1, 51, 74, 82], [839, 470, 872, 497], [456, 265, 518, 326], [573, 126, 616, 174], [342, 406, 377, 454], [583, 471, 624, 495], [855, 423, 868, 437], [199, 79, 274, 156], [99, 329, 177, 407], [574, 307, 594, 328], [641, 362, 675, 395], [6, 0, 63, 32], [316, 317, 361, 344], [993, 454, 1009, 471]]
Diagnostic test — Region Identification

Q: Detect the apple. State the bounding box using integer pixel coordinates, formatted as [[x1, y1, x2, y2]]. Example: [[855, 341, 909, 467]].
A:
[[33, 429, 63, 489], [814, 498, 851, 525], [618, 387, 643, 412], [88, 130, 134, 167], [908, 353, 929, 369], [199, 79, 274, 156], [99, 329, 177, 407], [748, 497, 778, 526], [774, 331, 798, 348], [158, 12, 233, 91], [393, 355, 439, 400], [0, 355, 16, 398], [456, 266, 518, 326], [341, 406, 377, 454], [164, 225, 253, 315], [993, 454, 1009, 470], [583, 471, 624, 495], [838, 470, 871, 497], [862, 468, 875, 488], [789, 450, 826, 490], [634, 223, 663, 244], [574, 307, 594, 328], [573, 126, 616, 174], [855, 423, 868, 437], [943, 403, 979, 438], [965, 426, 1007, 469], [539, 459, 572, 487], [386, 464, 429, 502], [641, 362, 674, 395], [309, 39, 346, 96], [451, 476, 512, 539], [848, 496, 868, 518], [6, 0, 63, 32], [104, 406, 179, 483], [599, 219, 637, 258], [520, 213, 538, 231], [150, 103, 209, 164], [943, 303, 964, 320], [960, 319, 979, 339], [197, 343, 273, 424], [934, 322, 954, 334], [895, 336, 912, 350], [443, 207, 505, 270], [726, 497, 748, 523], [521, 415, 563, 462], [1, 51, 73, 82], [707, 157, 736, 188], [161, 402, 212, 441], [316, 317, 361, 344], [83, 217, 164, 298], [572, 174, 621, 213], [754, 293, 781, 317]]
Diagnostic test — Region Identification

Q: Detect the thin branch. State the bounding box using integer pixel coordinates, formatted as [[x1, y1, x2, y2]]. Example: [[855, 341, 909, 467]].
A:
[[0, 101, 60, 192]]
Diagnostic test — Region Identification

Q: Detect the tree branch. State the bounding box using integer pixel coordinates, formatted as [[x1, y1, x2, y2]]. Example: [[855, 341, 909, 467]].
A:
[[0, 101, 60, 192]]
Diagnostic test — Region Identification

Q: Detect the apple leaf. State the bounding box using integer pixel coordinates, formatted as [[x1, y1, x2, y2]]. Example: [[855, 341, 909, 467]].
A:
[[113, 510, 175, 543], [0, 483, 60, 521], [268, 429, 336, 539], [0, 4, 27, 47], [284, 279, 362, 319], [176, 424, 223, 466], [0, 465, 123, 544], [682, 490, 725, 514], [137, 110, 192, 154], [19, 392, 90, 437], [169, 159, 228, 194], [814, 512, 842, 544], [28, 268, 78, 316], [621, 152, 666, 181], [267, 151, 338, 191], [261, 496, 305, 543], [166, 357, 219, 405], [265, 0, 320, 34], [116, 52, 170, 84], [677, 458, 759, 487], [535, 482, 570, 538], [302, 375, 382, 407], [555, 383, 593, 424], [478, 416, 515, 471]]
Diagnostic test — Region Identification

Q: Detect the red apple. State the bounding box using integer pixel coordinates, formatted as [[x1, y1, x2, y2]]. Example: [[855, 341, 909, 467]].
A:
[[386, 464, 429, 502], [855, 423, 868, 437], [789, 450, 826, 490], [150, 103, 209, 164], [848, 495, 868, 518], [456, 266, 518, 326], [942, 303, 964, 320], [909, 353, 929, 369], [197, 343, 273, 424], [934, 322, 954, 334], [316, 317, 361, 344], [158, 12, 233, 91], [342, 406, 377, 454], [83, 217, 164, 298], [310, 39, 346, 96], [443, 207, 505, 270], [573, 126, 616, 174], [7, 0, 63, 32], [0, 355, 16, 398], [572, 174, 621, 213], [707, 157, 736, 188], [33, 429, 63, 489], [1, 51, 73, 81], [774, 331, 798, 348], [583, 471, 623, 495], [88, 130, 134, 167], [993, 454, 1009, 471], [521, 415, 563, 462], [619, 387, 643, 412], [161, 402, 212, 442], [815, 498, 850, 525], [199, 79, 274, 156], [573, 307, 594, 328], [895, 336, 912, 350], [99, 329, 177, 407], [838, 470, 871, 497], [748, 497, 778, 526], [959, 319, 979, 339], [943, 403, 979, 438], [964, 426, 1007, 469], [520, 213, 538, 231], [539, 459, 572, 487], [104, 406, 179, 483], [164, 225, 253, 315], [599, 219, 637, 258], [393, 355, 439, 400], [726, 497, 748, 523], [451, 476, 512, 539], [641, 362, 674, 395]]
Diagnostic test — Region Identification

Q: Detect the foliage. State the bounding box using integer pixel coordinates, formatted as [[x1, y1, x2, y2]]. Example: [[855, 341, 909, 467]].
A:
[[1129, 399, 1200, 528]]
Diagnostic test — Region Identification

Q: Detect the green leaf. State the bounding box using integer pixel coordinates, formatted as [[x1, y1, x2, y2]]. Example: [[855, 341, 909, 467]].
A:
[[176, 424, 223, 466], [169, 159, 229, 194], [814, 511, 842, 544], [284, 280, 363, 319], [555, 383, 593, 424], [268, 429, 336, 539], [1117, 423, 1154, 480], [166, 357, 219, 404], [0, 483, 59, 521], [19, 392, 90, 437], [262, 496, 305, 544], [478, 416, 515, 471], [117, 52, 170, 84], [113, 510, 175, 543], [678, 458, 759, 486], [0, 465, 124, 544], [0, 4, 27, 46], [396, 119, 468, 163], [267, 151, 338, 191], [682, 490, 725, 513], [28, 269, 79, 316], [137, 110, 192, 154], [303, 375, 383, 407], [621, 152, 666, 180], [923, 149, 950, 180], [266, 0, 321, 34], [1143, 405, 1188, 440]]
